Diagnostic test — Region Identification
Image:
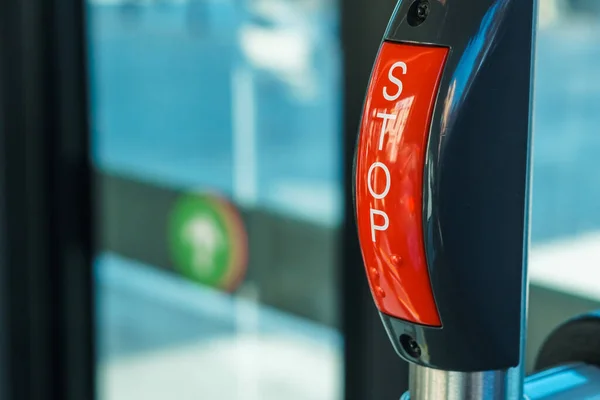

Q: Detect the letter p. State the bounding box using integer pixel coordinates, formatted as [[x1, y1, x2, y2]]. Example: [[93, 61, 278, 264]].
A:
[[370, 208, 389, 242]]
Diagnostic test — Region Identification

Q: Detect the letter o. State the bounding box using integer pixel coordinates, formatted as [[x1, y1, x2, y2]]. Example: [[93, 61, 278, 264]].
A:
[[367, 162, 391, 199]]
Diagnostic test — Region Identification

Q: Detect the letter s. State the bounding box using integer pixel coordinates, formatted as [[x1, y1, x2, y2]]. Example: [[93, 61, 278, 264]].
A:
[[383, 61, 407, 101]]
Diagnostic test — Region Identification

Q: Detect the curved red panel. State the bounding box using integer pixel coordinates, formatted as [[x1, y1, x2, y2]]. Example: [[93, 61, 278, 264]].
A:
[[355, 42, 448, 326]]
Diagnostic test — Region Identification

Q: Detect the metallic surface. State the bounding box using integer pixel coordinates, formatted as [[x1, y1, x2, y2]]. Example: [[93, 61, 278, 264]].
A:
[[371, 0, 536, 371], [402, 363, 600, 400], [403, 363, 522, 400], [354, 42, 448, 326]]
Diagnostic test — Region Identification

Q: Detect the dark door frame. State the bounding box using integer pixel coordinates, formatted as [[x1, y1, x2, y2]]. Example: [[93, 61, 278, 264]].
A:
[[341, 0, 411, 399], [0, 1, 95, 399]]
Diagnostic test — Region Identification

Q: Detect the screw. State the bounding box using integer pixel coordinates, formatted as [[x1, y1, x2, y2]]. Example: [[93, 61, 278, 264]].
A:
[[400, 334, 422, 358], [408, 0, 430, 27], [416, 2, 429, 19], [408, 339, 421, 357]]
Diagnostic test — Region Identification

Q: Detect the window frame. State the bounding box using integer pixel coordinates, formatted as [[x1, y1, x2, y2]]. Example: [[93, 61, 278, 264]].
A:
[[0, 0, 95, 399]]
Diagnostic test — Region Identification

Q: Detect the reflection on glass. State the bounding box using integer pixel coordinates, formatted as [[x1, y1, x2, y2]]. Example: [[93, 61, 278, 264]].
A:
[[530, 4, 600, 308], [525, 368, 588, 399], [89, 0, 342, 398]]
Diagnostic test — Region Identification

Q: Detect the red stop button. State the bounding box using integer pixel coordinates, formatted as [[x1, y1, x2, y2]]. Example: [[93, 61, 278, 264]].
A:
[[355, 42, 448, 326]]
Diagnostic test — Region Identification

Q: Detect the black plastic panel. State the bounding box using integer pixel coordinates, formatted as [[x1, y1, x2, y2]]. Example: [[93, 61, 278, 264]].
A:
[[372, 0, 536, 371]]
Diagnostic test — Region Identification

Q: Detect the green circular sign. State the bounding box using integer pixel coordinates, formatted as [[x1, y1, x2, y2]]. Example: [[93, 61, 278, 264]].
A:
[[168, 193, 247, 291]]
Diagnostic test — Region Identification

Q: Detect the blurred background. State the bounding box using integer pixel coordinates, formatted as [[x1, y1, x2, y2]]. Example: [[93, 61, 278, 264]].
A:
[[82, 0, 600, 399]]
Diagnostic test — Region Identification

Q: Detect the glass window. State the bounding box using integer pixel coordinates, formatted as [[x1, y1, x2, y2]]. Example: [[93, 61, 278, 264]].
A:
[[531, 1, 600, 287], [88, 1, 343, 398], [528, 0, 600, 371]]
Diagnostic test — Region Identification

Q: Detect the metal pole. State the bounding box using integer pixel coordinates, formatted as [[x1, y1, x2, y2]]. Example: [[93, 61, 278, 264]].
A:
[[405, 364, 522, 400]]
